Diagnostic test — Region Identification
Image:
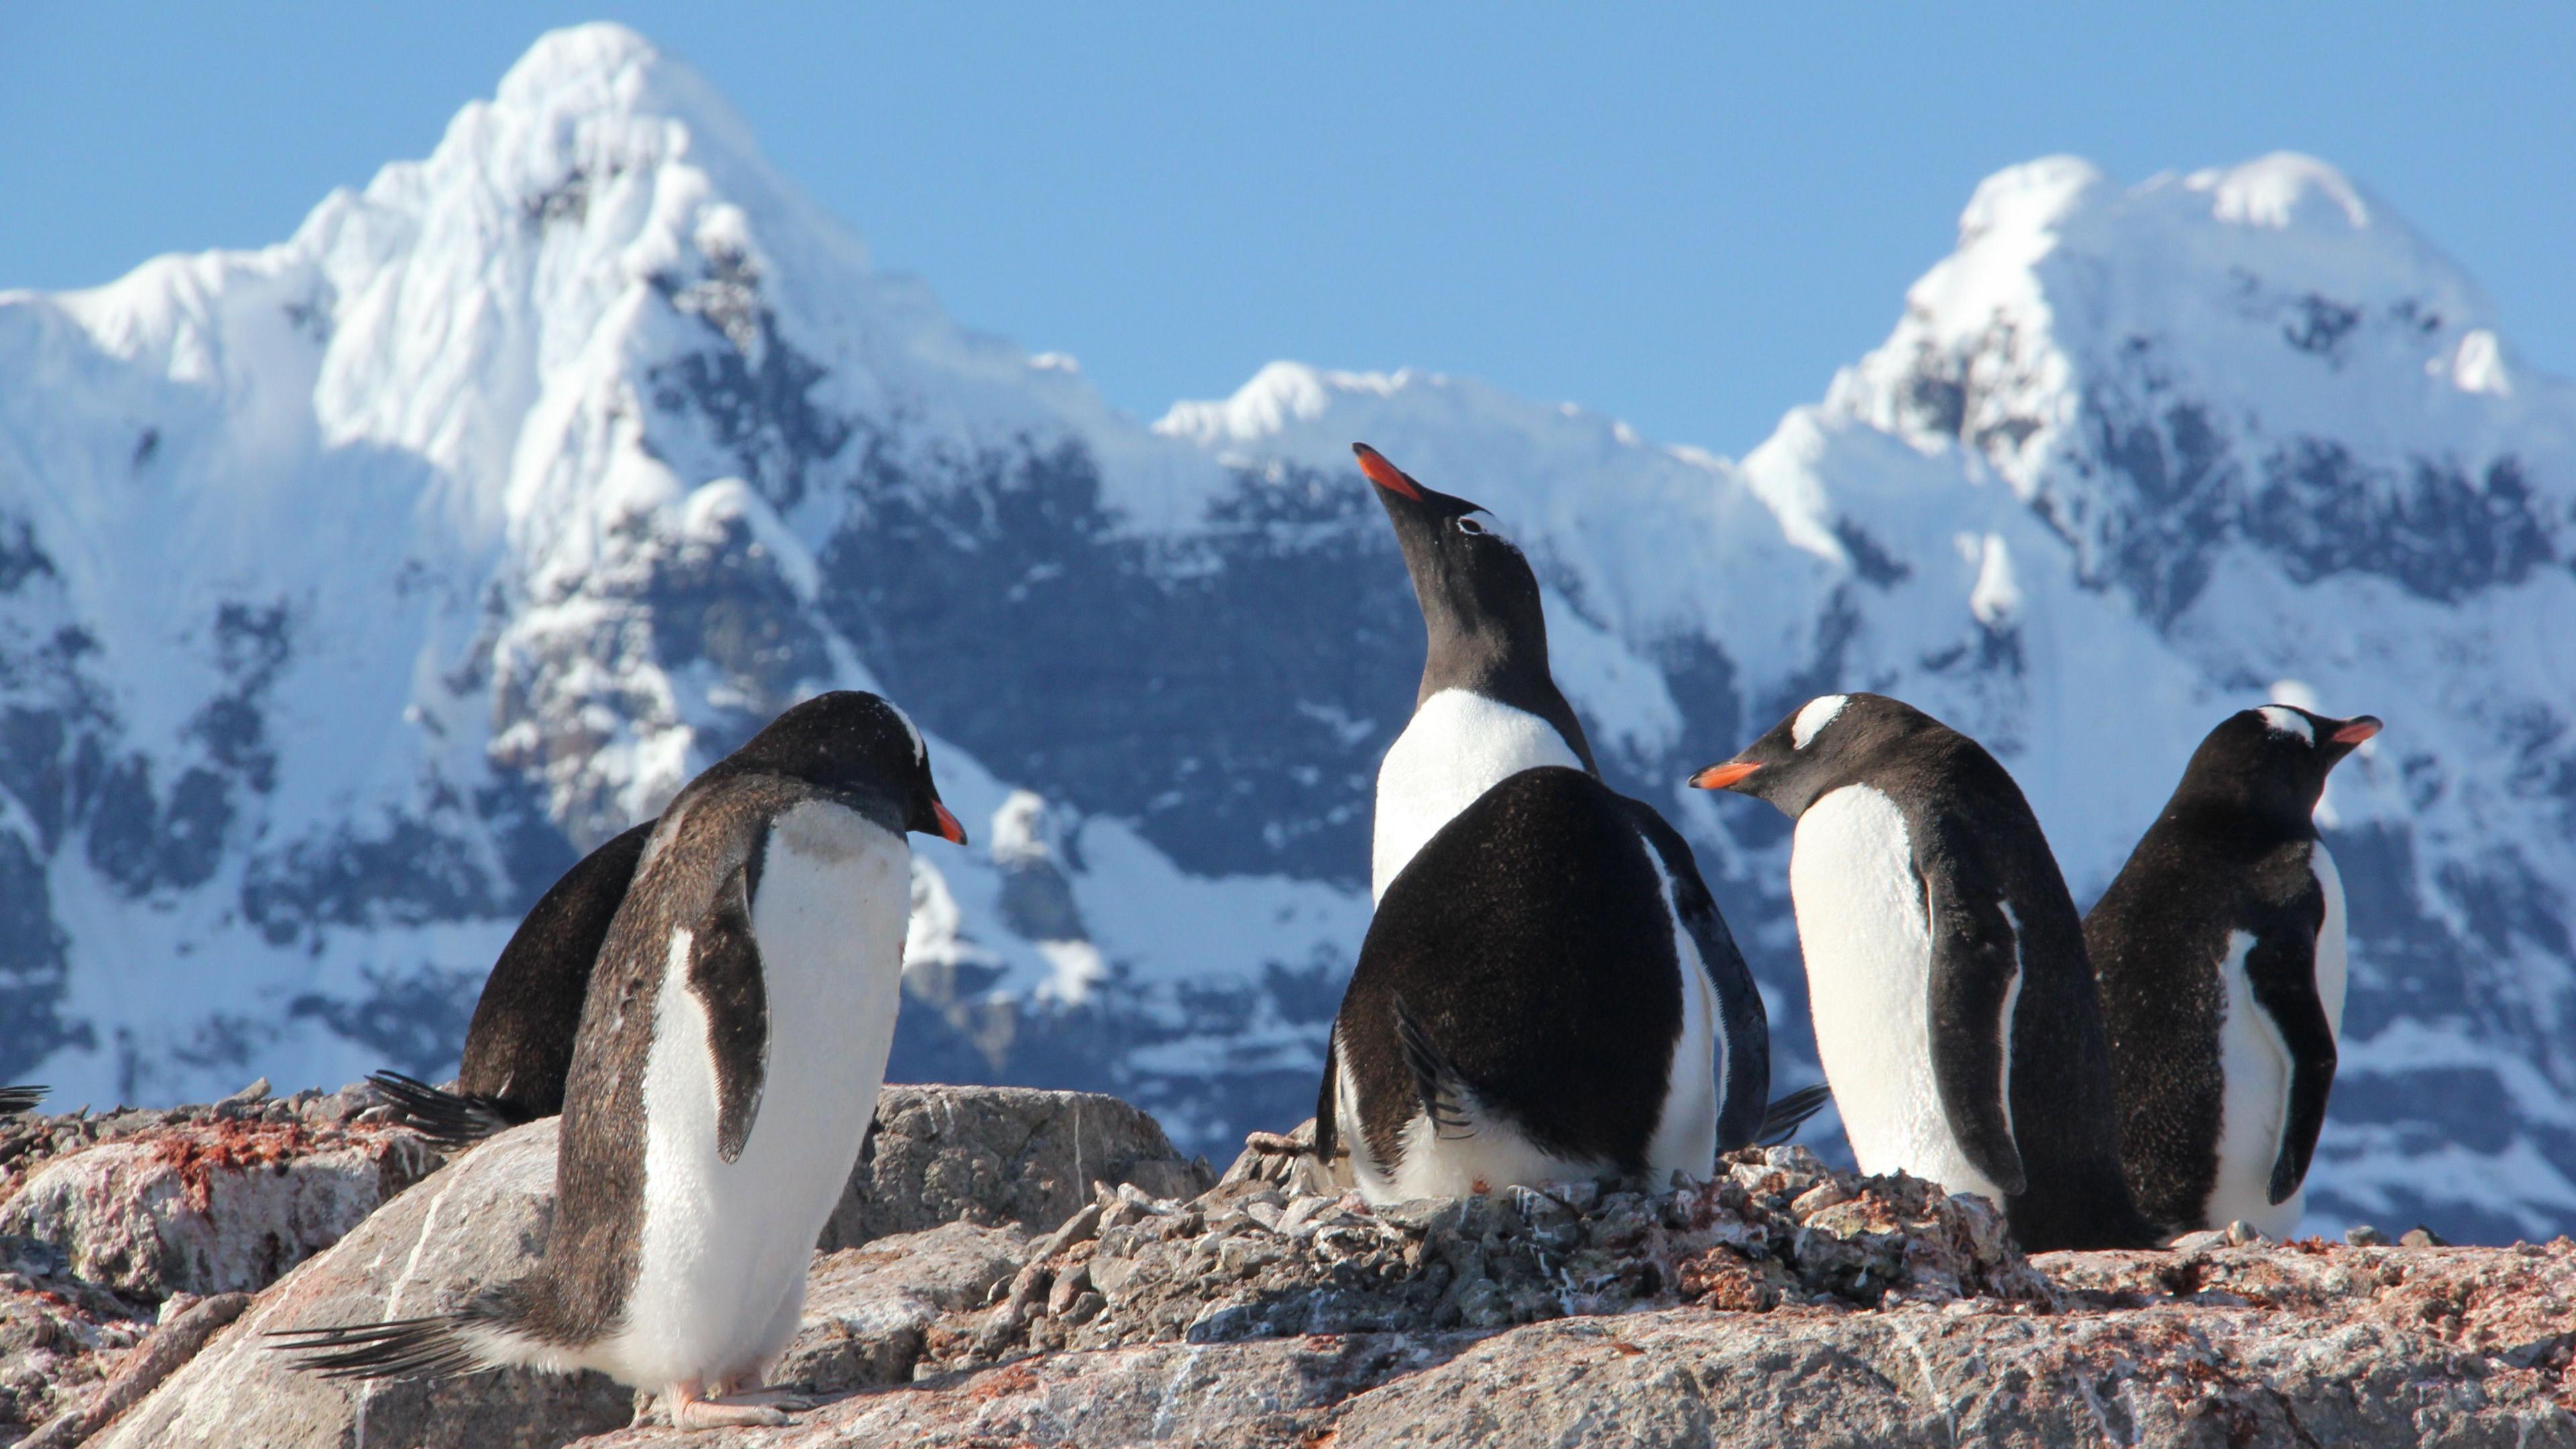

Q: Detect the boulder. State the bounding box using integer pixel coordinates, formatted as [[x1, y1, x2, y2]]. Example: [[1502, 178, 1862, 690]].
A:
[[91, 1119, 633, 1449], [0, 1116, 433, 1300], [770, 1222, 1028, 1393], [822, 1085, 1211, 1249]]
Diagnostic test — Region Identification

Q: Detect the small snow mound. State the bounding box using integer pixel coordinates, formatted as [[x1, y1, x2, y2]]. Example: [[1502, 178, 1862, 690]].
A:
[[1955, 156, 2105, 248], [2450, 329, 2512, 396], [1155, 362, 1400, 445], [494, 23, 663, 111], [2191, 152, 2372, 233]]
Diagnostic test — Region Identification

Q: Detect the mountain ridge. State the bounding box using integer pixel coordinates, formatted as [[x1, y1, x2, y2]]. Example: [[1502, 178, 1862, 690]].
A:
[[3, 22, 2570, 1242]]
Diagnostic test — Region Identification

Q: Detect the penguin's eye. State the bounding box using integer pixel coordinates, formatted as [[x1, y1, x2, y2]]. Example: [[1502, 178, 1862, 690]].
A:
[[1454, 517, 1487, 536]]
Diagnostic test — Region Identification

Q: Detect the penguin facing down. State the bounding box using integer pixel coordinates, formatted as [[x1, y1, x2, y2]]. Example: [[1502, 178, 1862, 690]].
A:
[[1693, 693, 2156, 1251], [372, 819, 655, 1148], [1322, 765, 1771, 1202], [2086, 704, 2379, 1238], [276, 692, 966, 1430], [1355, 443, 1598, 904]]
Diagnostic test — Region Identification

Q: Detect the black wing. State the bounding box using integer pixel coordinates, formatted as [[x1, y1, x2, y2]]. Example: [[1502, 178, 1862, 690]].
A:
[[0, 1085, 45, 1116], [1392, 994, 1475, 1138], [2244, 920, 2338, 1205], [1623, 802, 1770, 1150], [689, 858, 771, 1163], [1756, 1083, 1832, 1147], [366, 1071, 533, 1150], [1919, 842, 2030, 1197]]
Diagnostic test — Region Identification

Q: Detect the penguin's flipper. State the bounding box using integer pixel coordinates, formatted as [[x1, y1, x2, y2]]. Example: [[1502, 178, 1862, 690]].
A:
[[1626, 803, 1771, 1149], [366, 1071, 530, 1150], [1920, 853, 2031, 1197], [1391, 994, 1476, 1139], [686, 859, 771, 1163], [0, 1085, 46, 1116], [1756, 1083, 1833, 1146], [1313, 1027, 1342, 1165], [2245, 926, 2339, 1205]]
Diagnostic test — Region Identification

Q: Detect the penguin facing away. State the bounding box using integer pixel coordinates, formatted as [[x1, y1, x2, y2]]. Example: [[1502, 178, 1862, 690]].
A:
[[276, 691, 967, 1430], [1320, 765, 1771, 1201], [2085, 704, 2379, 1238], [1355, 442, 1598, 904], [372, 819, 656, 1148], [1693, 692, 2157, 1251]]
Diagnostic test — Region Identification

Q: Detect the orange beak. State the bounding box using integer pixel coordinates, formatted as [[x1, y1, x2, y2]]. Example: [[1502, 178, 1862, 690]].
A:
[[1353, 442, 1425, 501], [932, 800, 969, 845], [1689, 761, 1763, 790], [2330, 718, 2382, 745]]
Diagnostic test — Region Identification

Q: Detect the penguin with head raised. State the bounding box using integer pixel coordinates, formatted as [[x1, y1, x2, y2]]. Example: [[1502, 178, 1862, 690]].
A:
[[1316, 445, 1771, 1199], [276, 690, 966, 1430], [2085, 703, 2379, 1239], [1693, 692, 2156, 1251], [371, 820, 656, 1149], [1356, 443, 1597, 904]]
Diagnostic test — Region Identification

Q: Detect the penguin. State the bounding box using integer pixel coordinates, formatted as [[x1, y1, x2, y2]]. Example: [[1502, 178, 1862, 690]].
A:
[[2084, 704, 2380, 1239], [371, 820, 655, 1149], [274, 691, 966, 1430], [1355, 443, 1598, 904], [1320, 759, 1772, 1201], [0, 1086, 43, 1116], [1691, 692, 2156, 1251]]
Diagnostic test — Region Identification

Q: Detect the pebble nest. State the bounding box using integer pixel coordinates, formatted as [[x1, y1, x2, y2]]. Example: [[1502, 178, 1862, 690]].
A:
[[951, 1144, 2055, 1370]]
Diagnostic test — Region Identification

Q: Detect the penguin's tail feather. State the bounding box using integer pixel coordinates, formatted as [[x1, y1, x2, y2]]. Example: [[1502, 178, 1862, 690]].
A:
[[1391, 995, 1477, 1140], [1756, 1084, 1833, 1147], [366, 1071, 531, 1150], [0, 1085, 47, 1116], [269, 1286, 551, 1381]]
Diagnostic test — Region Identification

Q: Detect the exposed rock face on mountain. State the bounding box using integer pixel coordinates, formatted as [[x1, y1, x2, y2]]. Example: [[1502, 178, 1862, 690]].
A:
[[3, 23, 2571, 1242], [12, 1087, 2566, 1448]]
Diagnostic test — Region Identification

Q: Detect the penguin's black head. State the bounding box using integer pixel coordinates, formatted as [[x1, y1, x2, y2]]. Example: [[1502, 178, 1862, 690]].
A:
[[1354, 443, 1552, 694], [727, 690, 968, 845], [1688, 692, 1939, 818], [2176, 704, 2380, 834]]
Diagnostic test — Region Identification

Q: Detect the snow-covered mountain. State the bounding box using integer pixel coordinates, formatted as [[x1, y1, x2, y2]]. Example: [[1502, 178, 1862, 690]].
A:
[[4, 25, 2569, 1242]]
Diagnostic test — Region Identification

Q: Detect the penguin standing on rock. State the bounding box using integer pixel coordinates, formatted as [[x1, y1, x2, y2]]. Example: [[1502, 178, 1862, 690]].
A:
[[276, 691, 967, 1430], [1693, 692, 2156, 1250], [371, 820, 655, 1148], [2085, 704, 2379, 1239], [1319, 443, 1772, 1199]]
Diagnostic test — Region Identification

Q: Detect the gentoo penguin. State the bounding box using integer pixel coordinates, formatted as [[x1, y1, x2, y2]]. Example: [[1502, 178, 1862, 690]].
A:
[[275, 691, 966, 1430], [1692, 692, 2156, 1250], [1355, 442, 1598, 904], [372, 820, 655, 1148], [2085, 704, 2380, 1238], [0, 1086, 43, 1116], [1319, 763, 1772, 1201]]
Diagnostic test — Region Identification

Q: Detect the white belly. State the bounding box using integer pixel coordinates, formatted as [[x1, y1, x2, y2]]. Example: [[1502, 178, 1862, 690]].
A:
[[1641, 851, 1722, 1181], [1372, 688, 1582, 902], [1791, 786, 2009, 1203], [608, 803, 910, 1391], [2206, 843, 2347, 1236]]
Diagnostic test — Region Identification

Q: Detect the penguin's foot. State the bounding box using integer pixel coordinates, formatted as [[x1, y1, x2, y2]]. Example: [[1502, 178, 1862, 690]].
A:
[[667, 1382, 794, 1430], [714, 1384, 814, 1412]]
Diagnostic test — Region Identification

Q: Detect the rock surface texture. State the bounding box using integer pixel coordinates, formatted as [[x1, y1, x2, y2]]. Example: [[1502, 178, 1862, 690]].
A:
[[11, 1089, 2575, 1446]]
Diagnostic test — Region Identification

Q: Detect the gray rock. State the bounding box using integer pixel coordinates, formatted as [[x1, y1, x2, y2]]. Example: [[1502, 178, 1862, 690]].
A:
[[771, 1222, 1027, 1393], [94, 1119, 631, 1449], [823, 1085, 1211, 1249], [0, 1117, 435, 1299]]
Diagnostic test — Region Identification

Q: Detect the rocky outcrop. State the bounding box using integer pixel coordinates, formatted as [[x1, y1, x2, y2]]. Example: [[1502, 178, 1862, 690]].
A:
[[17, 1085, 2576, 1447], [824, 1085, 1211, 1250]]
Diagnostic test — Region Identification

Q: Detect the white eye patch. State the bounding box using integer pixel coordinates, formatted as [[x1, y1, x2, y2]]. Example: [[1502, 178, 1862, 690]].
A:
[[1454, 510, 1505, 542], [2256, 705, 2313, 745], [891, 702, 926, 761], [1792, 694, 1849, 749]]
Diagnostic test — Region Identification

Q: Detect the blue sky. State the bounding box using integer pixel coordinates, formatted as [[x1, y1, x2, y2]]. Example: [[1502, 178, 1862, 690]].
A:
[[3, 5, 2568, 458]]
